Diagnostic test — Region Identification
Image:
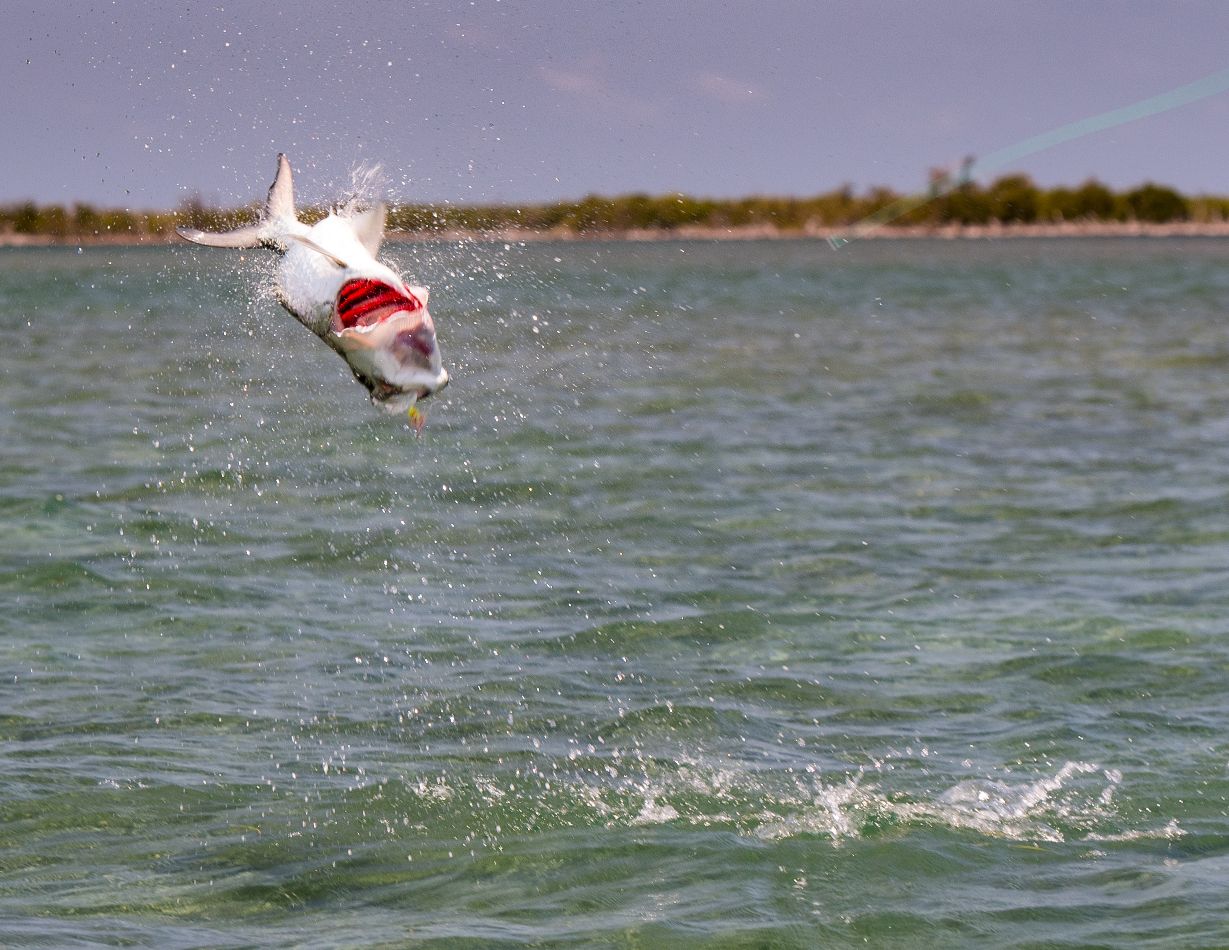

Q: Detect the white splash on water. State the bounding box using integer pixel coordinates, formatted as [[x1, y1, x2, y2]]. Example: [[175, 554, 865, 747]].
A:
[[907, 760, 1111, 841], [1084, 818, 1185, 842], [632, 796, 680, 825], [380, 751, 1182, 849], [753, 770, 868, 843], [558, 754, 1177, 846]]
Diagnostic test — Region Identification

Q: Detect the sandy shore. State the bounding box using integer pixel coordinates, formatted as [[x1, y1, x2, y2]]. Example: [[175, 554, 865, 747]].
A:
[[5, 220, 1229, 248]]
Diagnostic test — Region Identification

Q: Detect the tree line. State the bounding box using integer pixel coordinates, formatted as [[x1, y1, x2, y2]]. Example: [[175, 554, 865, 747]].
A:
[[4, 175, 1228, 241]]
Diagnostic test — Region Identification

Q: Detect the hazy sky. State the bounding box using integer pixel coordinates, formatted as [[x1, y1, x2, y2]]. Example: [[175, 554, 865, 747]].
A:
[[5, 1, 1229, 209]]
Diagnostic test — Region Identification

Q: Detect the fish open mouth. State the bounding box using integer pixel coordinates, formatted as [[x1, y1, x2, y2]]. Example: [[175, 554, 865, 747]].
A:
[[332, 277, 447, 408], [334, 278, 423, 331]]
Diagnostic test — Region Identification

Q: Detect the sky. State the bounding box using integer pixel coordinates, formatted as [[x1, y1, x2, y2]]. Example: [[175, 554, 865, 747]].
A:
[[4, 1, 1229, 210]]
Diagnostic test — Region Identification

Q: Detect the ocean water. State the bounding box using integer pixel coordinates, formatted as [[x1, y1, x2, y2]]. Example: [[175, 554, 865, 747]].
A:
[[3, 236, 1229, 947]]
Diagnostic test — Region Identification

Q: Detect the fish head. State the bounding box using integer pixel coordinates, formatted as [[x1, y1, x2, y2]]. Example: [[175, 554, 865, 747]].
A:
[[330, 277, 450, 413]]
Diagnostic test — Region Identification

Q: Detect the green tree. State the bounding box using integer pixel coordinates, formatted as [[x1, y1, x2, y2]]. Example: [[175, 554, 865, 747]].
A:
[[986, 175, 1039, 222], [940, 182, 991, 224], [100, 209, 136, 233], [1039, 187, 1076, 222], [1071, 179, 1116, 219], [39, 205, 69, 239], [73, 202, 101, 236], [1122, 183, 1188, 222], [12, 202, 39, 233]]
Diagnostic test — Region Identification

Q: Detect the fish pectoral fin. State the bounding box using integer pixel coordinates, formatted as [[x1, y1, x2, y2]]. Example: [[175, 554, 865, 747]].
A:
[[334, 328, 378, 350], [286, 233, 350, 269]]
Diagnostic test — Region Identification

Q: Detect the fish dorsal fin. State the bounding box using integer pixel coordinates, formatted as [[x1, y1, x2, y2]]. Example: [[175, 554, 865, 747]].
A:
[[266, 153, 296, 221], [287, 233, 350, 269], [351, 202, 387, 256]]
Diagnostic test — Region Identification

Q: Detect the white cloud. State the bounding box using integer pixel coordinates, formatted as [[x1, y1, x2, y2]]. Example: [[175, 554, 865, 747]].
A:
[[691, 71, 767, 105], [538, 63, 660, 122]]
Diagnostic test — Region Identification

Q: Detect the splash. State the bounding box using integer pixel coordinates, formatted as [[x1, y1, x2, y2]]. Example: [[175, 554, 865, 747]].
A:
[[577, 753, 1126, 844], [909, 761, 1115, 842], [337, 162, 387, 217]]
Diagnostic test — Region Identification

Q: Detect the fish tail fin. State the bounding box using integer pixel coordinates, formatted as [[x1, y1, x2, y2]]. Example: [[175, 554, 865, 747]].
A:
[[264, 153, 295, 223], [176, 153, 298, 251]]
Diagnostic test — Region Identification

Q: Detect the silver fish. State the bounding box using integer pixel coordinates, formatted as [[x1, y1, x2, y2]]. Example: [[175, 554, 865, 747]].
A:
[[177, 154, 449, 420]]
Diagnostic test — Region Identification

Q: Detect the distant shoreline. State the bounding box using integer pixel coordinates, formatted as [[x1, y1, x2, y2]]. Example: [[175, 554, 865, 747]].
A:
[[6, 175, 1227, 246], [5, 220, 1229, 248]]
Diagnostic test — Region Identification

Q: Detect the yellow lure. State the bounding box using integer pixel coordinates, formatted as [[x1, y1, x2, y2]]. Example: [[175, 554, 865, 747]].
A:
[[407, 405, 425, 434]]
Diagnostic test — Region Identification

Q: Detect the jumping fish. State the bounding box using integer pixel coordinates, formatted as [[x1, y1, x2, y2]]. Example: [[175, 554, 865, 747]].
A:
[[177, 155, 449, 428]]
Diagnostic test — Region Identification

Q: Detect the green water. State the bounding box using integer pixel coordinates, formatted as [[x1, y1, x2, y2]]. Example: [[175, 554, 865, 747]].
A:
[[4, 237, 1229, 947]]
